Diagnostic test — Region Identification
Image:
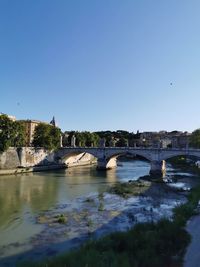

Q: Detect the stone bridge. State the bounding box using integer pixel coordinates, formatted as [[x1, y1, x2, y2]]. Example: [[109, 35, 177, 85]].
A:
[[55, 147, 200, 175]]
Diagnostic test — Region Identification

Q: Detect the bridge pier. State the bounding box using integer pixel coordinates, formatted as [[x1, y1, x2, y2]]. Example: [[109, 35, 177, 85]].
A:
[[150, 160, 166, 176], [97, 157, 117, 170]]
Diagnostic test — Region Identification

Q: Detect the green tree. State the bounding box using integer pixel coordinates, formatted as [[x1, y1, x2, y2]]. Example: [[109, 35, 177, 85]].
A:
[[0, 115, 25, 152], [0, 115, 13, 152], [116, 137, 129, 147], [32, 123, 62, 150], [94, 130, 139, 147], [90, 133, 99, 147], [12, 121, 26, 147], [74, 132, 100, 147], [190, 129, 200, 148], [76, 132, 86, 147]]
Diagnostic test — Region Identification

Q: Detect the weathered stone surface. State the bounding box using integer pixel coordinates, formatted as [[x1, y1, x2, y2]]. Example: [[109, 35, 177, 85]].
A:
[[0, 148, 95, 173], [0, 148, 20, 169], [0, 147, 55, 170]]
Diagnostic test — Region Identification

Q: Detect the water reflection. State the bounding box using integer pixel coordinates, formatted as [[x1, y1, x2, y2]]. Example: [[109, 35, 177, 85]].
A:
[[0, 161, 150, 230], [0, 160, 184, 230], [0, 173, 59, 229]]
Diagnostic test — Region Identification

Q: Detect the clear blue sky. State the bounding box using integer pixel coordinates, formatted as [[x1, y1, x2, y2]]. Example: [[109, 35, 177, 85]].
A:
[[0, 0, 200, 132]]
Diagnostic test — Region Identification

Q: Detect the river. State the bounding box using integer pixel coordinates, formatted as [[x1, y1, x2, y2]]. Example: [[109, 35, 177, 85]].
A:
[[0, 159, 199, 266]]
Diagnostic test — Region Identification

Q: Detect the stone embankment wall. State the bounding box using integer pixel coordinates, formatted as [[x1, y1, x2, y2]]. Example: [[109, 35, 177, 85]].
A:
[[0, 148, 95, 175], [0, 148, 21, 169], [0, 147, 55, 169], [19, 147, 55, 167]]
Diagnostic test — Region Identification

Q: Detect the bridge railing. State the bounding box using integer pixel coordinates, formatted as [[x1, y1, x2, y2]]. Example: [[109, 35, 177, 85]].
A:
[[61, 146, 200, 151]]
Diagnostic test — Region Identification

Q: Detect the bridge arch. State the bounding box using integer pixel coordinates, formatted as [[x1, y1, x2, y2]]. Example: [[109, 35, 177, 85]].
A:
[[60, 150, 98, 167], [100, 150, 152, 170], [161, 151, 200, 161], [106, 150, 152, 162]]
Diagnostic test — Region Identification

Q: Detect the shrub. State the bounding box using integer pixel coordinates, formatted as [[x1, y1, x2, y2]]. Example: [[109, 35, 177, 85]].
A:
[[56, 214, 66, 224]]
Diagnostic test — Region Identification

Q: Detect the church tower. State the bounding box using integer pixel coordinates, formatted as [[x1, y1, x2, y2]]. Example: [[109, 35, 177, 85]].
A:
[[50, 116, 56, 127]]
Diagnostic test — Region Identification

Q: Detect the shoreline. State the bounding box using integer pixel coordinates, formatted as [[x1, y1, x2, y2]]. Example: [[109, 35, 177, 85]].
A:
[[0, 164, 66, 175], [0, 161, 96, 176]]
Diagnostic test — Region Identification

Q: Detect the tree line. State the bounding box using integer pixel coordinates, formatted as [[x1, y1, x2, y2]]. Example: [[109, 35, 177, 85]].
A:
[[62, 130, 141, 147], [1, 114, 200, 152]]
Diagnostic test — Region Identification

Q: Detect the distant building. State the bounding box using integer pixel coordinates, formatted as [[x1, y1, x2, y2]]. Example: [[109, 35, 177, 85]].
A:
[[138, 131, 191, 148], [18, 120, 43, 146], [18, 118, 56, 146], [171, 132, 191, 148], [160, 137, 172, 148], [139, 132, 159, 147]]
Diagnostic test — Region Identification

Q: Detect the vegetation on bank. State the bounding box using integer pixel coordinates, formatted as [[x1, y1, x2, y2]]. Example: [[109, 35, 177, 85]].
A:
[[32, 123, 62, 150], [168, 156, 200, 176], [18, 182, 200, 267], [0, 114, 61, 152], [19, 219, 190, 267], [173, 185, 200, 226], [55, 214, 67, 224], [108, 180, 151, 198], [0, 114, 25, 152], [190, 128, 200, 148]]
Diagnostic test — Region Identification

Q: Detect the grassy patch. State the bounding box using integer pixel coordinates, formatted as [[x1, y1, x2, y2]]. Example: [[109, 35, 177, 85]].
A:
[[109, 181, 151, 198], [18, 219, 190, 267], [86, 218, 93, 228], [98, 202, 104, 212], [173, 185, 200, 227], [98, 192, 104, 201], [168, 156, 200, 176], [55, 214, 67, 224]]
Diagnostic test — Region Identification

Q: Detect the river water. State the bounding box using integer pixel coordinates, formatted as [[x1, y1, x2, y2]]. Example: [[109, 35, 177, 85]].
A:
[[0, 160, 199, 266]]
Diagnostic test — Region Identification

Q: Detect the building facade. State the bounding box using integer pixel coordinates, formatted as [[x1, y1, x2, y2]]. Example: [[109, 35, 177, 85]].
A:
[[18, 120, 42, 146], [171, 133, 191, 148], [18, 117, 57, 146]]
